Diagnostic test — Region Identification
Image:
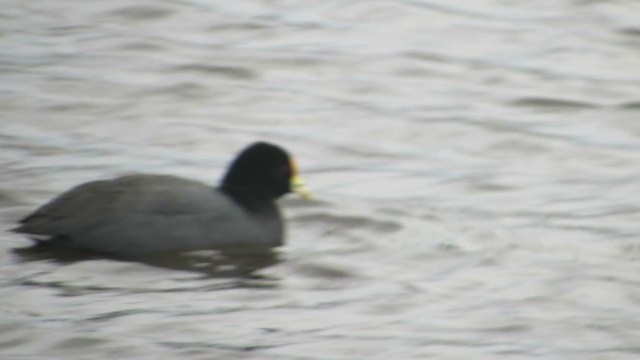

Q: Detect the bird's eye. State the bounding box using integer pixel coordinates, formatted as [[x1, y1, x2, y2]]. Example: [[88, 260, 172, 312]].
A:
[[275, 165, 291, 176]]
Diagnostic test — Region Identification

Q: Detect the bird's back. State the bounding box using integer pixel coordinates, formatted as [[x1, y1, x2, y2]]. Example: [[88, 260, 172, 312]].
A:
[[13, 174, 283, 256]]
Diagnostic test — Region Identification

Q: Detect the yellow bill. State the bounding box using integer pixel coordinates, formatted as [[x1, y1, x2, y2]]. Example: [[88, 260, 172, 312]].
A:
[[290, 160, 312, 199]]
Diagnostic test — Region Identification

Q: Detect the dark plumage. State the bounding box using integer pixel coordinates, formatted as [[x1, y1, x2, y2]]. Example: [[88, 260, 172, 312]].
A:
[[11, 142, 310, 257]]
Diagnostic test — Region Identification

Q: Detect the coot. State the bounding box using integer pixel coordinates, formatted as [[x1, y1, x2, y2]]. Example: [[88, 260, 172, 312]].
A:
[[11, 142, 310, 257]]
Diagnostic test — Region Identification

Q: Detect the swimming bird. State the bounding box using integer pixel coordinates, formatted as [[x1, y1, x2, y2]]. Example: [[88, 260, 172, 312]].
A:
[[11, 142, 311, 257]]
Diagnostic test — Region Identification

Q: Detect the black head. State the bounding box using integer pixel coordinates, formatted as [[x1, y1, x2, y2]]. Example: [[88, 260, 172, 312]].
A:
[[221, 142, 295, 203]]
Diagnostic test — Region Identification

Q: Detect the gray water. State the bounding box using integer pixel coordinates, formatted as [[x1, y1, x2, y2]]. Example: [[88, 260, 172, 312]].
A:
[[2, 0, 640, 359]]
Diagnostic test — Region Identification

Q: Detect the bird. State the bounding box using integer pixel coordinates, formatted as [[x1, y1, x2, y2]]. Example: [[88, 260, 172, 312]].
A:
[[11, 142, 311, 257]]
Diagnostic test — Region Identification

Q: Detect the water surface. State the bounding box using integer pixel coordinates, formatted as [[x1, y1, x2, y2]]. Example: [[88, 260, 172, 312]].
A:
[[2, 0, 640, 359]]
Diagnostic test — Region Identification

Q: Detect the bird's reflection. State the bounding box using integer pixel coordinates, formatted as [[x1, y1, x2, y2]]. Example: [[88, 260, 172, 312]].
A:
[[11, 243, 282, 279]]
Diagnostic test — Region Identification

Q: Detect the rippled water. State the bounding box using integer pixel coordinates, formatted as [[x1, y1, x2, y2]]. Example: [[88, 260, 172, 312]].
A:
[[2, 0, 640, 359]]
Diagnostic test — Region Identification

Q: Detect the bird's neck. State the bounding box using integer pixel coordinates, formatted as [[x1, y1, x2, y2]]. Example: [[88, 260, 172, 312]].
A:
[[220, 185, 275, 211]]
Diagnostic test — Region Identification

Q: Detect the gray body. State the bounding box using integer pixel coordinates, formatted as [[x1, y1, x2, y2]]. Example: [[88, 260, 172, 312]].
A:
[[13, 174, 283, 256]]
